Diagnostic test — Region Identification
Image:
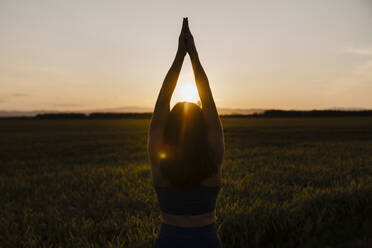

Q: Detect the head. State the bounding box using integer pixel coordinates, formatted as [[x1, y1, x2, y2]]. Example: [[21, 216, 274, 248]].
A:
[[159, 102, 217, 187]]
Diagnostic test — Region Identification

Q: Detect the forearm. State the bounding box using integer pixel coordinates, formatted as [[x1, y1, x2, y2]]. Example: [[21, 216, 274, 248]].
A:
[[190, 53, 216, 111], [155, 51, 185, 111], [150, 50, 185, 149], [191, 53, 224, 162]]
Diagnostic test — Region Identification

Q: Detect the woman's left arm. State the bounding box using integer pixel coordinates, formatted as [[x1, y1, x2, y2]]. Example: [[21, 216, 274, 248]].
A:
[[184, 19, 225, 166]]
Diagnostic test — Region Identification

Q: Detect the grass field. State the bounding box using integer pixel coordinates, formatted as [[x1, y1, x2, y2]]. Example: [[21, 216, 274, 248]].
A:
[[0, 118, 372, 247]]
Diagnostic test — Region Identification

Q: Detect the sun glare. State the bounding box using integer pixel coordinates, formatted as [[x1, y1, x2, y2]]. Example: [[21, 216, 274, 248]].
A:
[[171, 71, 200, 107], [178, 83, 199, 103]]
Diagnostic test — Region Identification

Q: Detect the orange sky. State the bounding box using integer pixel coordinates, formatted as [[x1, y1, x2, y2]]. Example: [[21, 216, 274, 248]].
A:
[[1, 0, 372, 111]]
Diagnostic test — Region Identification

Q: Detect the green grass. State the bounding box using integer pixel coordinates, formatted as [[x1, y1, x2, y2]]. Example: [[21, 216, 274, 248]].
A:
[[0, 118, 372, 247]]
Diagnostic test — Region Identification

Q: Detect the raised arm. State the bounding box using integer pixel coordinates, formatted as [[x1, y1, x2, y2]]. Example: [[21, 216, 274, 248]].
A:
[[148, 19, 187, 165], [185, 19, 225, 166]]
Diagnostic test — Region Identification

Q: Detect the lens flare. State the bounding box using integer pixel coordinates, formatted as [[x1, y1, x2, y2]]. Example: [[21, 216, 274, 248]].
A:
[[159, 152, 167, 159]]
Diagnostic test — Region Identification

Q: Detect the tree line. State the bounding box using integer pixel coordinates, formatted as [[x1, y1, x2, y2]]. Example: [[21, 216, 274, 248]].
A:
[[1, 110, 372, 119]]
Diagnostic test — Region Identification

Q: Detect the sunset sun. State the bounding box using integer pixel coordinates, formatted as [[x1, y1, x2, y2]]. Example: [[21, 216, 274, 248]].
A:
[[172, 71, 200, 105], [178, 82, 199, 103]]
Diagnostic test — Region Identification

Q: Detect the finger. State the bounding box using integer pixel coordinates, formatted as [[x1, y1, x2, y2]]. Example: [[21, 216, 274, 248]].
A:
[[181, 17, 187, 32], [185, 17, 191, 34]]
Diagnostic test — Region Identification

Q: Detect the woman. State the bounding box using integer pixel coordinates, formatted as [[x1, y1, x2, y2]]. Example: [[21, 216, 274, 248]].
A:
[[148, 18, 224, 248]]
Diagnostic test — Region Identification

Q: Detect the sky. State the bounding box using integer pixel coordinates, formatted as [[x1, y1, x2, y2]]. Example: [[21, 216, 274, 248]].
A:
[[1, 0, 372, 111]]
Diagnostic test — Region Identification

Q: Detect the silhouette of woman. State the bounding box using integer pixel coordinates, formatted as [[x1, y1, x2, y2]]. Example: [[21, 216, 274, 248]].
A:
[[148, 18, 224, 247]]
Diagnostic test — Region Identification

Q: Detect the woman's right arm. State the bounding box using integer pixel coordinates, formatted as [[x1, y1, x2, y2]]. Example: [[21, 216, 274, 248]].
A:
[[185, 20, 225, 166], [148, 51, 185, 162], [148, 19, 187, 166]]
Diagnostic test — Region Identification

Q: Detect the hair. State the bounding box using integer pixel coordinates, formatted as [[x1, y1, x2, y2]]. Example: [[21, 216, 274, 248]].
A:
[[159, 102, 218, 187]]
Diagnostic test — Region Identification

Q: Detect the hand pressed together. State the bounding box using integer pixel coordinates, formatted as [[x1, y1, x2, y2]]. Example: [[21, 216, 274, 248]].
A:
[[178, 17, 198, 58]]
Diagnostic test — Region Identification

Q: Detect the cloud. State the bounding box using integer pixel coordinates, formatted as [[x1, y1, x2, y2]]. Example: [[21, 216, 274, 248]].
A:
[[0, 94, 9, 104], [345, 45, 372, 56], [351, 60, 372, 80], [344, 45, 372, 85], [52, 103, 85, 108], [0, 93, 30, 104], [11, 93, 30, 97], [326, 45, 372, 106]]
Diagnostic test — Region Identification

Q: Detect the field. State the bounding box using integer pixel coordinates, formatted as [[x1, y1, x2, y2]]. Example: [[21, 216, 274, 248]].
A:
[[1, 118, 372, 247]]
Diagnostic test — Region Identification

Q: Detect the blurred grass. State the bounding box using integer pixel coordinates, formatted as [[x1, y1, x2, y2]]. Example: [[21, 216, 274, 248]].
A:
[[0, 118, 371, 247]]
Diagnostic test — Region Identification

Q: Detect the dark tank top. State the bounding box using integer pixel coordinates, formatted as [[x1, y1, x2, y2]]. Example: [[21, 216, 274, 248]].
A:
[[154, 186, 220, 216]]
